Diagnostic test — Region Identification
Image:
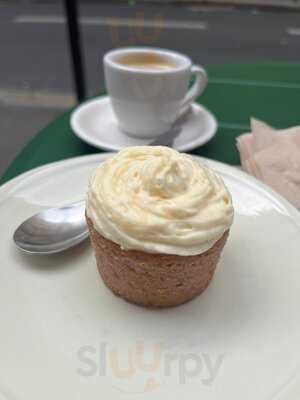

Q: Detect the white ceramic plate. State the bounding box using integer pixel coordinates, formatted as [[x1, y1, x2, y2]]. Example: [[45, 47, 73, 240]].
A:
[[1, 154, 300, 400], [70, 96, 217, 152]]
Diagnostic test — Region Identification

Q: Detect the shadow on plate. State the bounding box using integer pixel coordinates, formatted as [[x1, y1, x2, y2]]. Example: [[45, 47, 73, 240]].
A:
[[150, 108, 192, 147], [13, 238, 91, 274]]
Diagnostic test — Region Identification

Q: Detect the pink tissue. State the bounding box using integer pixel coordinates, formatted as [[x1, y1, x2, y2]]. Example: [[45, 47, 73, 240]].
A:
[[237, 118, 300, 208]]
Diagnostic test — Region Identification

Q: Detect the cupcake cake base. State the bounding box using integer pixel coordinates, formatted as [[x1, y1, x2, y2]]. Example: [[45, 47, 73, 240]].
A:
[[87, 216, 229, 308]]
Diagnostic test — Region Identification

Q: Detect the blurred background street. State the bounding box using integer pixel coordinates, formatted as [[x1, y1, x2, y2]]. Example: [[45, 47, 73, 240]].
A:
[[1, 0, 300, 175]]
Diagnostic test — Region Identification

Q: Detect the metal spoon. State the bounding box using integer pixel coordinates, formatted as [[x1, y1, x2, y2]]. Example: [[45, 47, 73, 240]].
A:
[[13, 201, 89, 255]]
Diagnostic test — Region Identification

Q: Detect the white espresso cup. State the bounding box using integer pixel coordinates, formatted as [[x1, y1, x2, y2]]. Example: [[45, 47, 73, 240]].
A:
[[104, 47, 208, 139]]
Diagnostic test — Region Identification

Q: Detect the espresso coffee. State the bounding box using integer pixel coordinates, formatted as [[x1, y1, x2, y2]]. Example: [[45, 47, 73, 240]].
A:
[[118, 53, 176, 71], [104, 47, 208, 138]]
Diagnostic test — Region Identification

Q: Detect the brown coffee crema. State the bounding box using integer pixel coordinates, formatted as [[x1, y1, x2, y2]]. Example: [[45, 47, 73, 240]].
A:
[[117, 53, 176, 71]]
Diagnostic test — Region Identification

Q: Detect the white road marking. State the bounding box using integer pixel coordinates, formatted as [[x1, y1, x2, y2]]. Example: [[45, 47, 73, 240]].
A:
[[0, 88, 75, 109], [188, 5, 234, 12], [15, 15, 65, 24], [14, 15, 208, 30], [287, 27, 300, 36]]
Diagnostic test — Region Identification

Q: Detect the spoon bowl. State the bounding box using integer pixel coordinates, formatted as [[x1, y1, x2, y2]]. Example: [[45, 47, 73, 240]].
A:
[[13, 201, 89, 255]]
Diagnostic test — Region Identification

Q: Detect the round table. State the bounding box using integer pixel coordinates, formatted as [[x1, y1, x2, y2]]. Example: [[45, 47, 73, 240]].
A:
[[1, 62, 300, 186]]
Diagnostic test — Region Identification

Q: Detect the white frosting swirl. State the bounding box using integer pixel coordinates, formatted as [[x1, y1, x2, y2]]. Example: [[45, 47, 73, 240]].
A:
[[86, 147, 234, 256]]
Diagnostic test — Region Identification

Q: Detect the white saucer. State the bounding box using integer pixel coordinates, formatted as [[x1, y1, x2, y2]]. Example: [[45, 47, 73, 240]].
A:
[[1, 154, 300, 399], [70, 96, 217, 152]]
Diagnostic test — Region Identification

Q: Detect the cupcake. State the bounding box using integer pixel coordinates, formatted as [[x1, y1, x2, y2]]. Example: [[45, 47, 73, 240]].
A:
[[86, 146, 234, 307]]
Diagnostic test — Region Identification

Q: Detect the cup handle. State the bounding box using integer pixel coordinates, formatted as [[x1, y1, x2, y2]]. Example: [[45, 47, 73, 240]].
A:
[[177, 65, 208, 120]]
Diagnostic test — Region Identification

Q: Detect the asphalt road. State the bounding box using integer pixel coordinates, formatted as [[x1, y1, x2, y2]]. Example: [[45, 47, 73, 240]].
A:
[[1, 1, 300, 175]]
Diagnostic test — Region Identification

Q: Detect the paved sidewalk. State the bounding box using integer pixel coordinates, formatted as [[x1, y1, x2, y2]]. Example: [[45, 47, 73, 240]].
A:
[[0, 105, 63, 177]]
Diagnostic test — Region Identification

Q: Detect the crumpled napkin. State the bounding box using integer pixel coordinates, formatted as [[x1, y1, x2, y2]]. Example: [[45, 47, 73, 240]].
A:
[[236, 118, 300, 208]]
